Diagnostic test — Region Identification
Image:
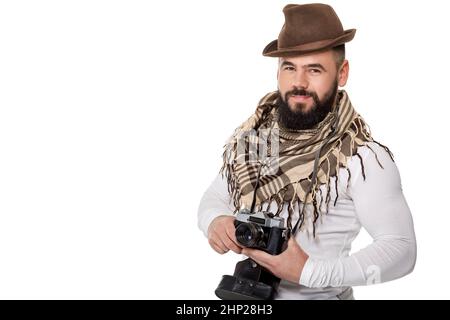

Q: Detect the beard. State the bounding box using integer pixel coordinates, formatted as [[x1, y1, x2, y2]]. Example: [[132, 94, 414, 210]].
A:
[[277, 81, 338, 130]]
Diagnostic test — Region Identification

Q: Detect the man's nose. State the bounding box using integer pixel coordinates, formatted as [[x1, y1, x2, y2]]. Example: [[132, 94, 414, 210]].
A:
[[293, 71, 309, 89]]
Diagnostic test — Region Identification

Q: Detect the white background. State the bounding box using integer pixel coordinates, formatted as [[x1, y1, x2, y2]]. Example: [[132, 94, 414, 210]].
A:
[[0, 0, 448, 299]]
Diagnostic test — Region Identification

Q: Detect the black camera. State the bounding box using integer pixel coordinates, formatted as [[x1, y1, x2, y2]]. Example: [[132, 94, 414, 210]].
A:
[[215, 209, 287, 300]]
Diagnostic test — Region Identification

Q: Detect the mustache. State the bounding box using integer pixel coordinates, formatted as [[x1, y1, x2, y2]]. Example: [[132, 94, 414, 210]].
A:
[[284, 88, 320, 104], [287, 88, 312, 97]]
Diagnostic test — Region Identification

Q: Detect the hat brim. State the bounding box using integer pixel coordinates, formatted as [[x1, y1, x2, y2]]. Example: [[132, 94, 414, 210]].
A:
[[262, 29, 356, 57]]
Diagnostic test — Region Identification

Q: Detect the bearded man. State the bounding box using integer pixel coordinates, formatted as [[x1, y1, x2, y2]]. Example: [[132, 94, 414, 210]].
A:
[[197, 3, 416, 300]]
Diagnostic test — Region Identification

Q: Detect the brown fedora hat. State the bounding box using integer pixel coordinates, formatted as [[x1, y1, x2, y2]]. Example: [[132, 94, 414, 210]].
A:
[[263, 3, 356, 57]]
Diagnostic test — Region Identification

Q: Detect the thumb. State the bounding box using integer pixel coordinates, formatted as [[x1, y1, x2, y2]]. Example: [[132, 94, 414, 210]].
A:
[[287, 237, 301, 250]]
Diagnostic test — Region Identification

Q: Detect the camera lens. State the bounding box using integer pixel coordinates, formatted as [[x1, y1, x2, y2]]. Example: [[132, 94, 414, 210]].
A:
[[235, 223, 265, 247]]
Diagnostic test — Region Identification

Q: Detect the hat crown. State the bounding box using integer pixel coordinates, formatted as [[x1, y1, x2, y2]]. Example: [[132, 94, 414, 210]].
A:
[[279, 4, 344, 49]]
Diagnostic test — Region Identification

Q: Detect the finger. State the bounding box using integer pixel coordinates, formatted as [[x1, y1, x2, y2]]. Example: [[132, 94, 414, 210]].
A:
[[288, 237, 298, 246], [225, 223, 241, 248], [213, 235, 230, 253], [211, 242, 228, 254], [223, 236, 242, 254], [284, 237, 302, 254], [222, 226, 242, 253], [208, 238, 228, 254], [212, 244, 226, 255], [242, 248, 274, 267], [242, 251, 273, 271]]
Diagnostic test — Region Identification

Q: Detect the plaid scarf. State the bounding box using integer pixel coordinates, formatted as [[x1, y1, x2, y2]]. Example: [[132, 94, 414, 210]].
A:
[[220, 90, 393, 234]]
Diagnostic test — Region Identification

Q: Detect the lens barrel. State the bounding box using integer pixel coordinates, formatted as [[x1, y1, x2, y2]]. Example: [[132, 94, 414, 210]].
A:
[[235, 223, 265, 247]]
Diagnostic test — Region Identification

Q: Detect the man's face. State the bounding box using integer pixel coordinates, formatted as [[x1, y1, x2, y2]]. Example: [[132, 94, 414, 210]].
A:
[[277, 50, 348, 130]]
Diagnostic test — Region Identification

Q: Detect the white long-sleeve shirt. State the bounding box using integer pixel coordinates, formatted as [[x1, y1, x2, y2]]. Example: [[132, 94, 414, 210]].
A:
[[197, 142, 416, 300]]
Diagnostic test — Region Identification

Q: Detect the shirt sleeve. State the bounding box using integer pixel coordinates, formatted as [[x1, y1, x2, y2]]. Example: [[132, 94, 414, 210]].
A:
[[299, 142, 417, 288], [197, 173, 236, 237]]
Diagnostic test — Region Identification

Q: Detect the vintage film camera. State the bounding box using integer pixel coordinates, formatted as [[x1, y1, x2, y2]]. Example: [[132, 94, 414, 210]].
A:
[[215, 209, 288, 300]]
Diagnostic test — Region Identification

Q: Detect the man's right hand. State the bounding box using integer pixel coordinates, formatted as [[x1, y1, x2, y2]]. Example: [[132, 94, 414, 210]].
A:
[[207, 215, 242, 255]]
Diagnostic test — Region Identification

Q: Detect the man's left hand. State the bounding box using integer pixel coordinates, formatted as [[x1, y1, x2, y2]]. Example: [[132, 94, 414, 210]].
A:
[[241, 237, 309, 283]]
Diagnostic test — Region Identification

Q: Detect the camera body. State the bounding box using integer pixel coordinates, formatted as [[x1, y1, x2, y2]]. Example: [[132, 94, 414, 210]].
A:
[[234, 209, 285, 255], [215, 209, 287, 300]]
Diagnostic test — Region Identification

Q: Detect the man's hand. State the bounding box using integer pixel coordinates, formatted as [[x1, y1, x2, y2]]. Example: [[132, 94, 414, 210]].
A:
[[241, 237, 309, 283], [207, 215, 242, 254]]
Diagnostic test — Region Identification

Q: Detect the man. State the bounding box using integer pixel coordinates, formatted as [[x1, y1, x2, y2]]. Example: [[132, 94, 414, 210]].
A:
[[197, 3, 416, 300]]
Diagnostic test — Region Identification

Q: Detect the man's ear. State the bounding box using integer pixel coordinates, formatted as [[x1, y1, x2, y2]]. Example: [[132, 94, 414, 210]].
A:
[[338, 60, 349, 87]]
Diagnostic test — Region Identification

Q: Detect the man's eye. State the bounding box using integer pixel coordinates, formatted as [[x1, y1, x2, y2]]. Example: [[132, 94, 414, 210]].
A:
[[284, 66, 295, 71], [309, 69, 321, 74]]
